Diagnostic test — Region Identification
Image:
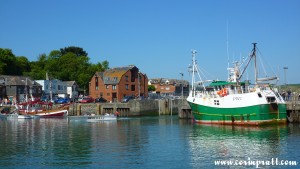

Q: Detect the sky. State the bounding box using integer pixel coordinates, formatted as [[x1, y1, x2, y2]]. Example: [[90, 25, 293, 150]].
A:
[[1, 0, 300, 84]]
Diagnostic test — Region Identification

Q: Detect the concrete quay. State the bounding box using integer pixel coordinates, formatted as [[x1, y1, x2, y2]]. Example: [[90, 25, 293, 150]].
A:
[[68, 99, 183, 116]]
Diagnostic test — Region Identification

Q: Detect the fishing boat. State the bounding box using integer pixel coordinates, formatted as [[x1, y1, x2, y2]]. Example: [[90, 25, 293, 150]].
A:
[[186, 43, 286, 126], [15, 77, 69, 117], [17, 99, 69, 117]]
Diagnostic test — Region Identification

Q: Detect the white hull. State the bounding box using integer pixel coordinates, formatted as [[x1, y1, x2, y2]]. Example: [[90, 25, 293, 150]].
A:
[[5, 113, 37, 119], [87, 115, 117, 122], [69, 114, 117, 122], [187, 87, 285, 109]]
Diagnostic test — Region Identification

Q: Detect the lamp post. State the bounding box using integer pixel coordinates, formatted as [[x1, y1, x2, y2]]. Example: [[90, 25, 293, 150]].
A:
[[180, 73, 184, 106], [283, 66, 288, 89]]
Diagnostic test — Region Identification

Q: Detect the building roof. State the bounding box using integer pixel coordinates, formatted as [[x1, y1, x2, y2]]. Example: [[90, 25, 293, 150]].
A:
[[103, 65, 137, 84], [65, 81, 78, 87], [0, 75, 41, 86]]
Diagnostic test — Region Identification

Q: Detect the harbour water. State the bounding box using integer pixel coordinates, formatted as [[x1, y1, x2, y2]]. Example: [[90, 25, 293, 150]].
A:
[[0, 116, 299, 169]]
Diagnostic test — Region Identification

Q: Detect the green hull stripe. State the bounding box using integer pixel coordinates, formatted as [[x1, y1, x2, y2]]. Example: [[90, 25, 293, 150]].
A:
[[188, 102, 287, 122]]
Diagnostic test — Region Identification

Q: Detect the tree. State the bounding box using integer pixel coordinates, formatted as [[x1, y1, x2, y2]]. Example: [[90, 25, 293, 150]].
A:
[[95, 60, 109, 72], [48, 50, 62, 59], [0, 48, 18, 75], [60, 46, 88, 57], [148, 85, 156, 92], [25, 54, 47, 79], [15, 56, 31, 75], [0, 46, 109, 93]]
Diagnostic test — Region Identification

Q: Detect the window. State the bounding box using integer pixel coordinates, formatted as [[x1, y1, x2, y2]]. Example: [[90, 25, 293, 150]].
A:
[[125, 76, 129, 82], [131, 85, 135, 91], [112, 85, 116, 90], [106, 85, 109, 89], [95, 77, 98, 88], [258, 93, 262, 98], [95, 86, 98, 90], [126, 84, 129, 90], [113, 77, 118, 81], [100, 92, 103, 97], [267, 97, 276, 103]]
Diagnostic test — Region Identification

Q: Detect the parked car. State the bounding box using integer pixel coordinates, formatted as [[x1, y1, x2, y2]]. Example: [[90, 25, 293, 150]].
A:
[[94, 97, 107, 103], [80, 97, 94, 103], [121, 95, 134, 103], [52, 97, 59, 103], [56, 97, 70, 104]]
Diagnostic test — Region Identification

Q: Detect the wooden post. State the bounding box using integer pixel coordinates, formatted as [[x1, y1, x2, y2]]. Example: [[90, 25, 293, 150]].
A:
[[96, 104, 101, 115], [77, 104, 81, 116]]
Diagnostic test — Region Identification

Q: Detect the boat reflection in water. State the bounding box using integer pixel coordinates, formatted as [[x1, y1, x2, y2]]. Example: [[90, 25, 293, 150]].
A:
[[188, 123, 293, 168], [0, 117, 298, 168]]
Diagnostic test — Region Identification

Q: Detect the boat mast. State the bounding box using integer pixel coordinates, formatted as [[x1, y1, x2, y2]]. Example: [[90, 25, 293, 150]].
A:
[[237, 43, 257, 83], [191, 50, 197, 97], [253, 43, 258, 84]]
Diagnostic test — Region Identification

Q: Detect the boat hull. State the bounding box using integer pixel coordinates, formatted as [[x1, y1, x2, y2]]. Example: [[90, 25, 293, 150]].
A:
[[188, 102, 287, 126], [23, 107, 69, 118], [68, 115, 117, 122], [34, 110, 68, 117]]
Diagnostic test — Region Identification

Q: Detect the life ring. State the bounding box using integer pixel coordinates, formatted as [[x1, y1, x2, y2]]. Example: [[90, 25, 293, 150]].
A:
[[222, 88, 228, 96], [217, 88, 228, 97]]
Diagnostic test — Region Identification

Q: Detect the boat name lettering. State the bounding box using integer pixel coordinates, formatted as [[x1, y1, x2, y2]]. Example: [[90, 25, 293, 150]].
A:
[[233, 97, 242, 101]]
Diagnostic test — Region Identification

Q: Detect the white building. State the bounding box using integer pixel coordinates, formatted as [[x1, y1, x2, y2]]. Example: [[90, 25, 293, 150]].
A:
[[36, 79, 78, 99]]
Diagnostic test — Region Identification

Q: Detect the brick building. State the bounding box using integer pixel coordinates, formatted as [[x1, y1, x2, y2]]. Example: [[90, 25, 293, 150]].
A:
[[89, 65, 148, 102], [148, 78, 189, 97]]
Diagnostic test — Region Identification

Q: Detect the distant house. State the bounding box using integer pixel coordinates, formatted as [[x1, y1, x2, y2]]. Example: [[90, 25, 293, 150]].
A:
[[148, 78, 189, 97], [0, 75, 42, 103], [89, 65, 148, 102], [65, 81, 79, 99], [35, 80, 79, 99]]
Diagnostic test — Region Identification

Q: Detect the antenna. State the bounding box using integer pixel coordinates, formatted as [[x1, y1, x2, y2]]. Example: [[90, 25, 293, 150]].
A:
[[226, 21, 230, 80]]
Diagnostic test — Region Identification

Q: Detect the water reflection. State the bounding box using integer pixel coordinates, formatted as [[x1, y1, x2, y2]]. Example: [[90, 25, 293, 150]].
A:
[[0, 117, 299, 168], [188, 124, 293, 167]]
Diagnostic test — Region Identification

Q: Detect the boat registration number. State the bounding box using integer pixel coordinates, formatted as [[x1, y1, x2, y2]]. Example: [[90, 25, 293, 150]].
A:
[[233, 97, 242, 101]]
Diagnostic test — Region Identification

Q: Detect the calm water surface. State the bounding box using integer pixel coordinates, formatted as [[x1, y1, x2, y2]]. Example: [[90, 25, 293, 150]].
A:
[[0, 116, 299, 169]]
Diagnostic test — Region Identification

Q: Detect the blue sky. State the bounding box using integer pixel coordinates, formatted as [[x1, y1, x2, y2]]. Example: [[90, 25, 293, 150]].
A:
[[1, 0, 299, 84]]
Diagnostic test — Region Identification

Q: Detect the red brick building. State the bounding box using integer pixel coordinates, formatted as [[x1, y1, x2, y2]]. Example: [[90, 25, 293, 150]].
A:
[[148, 78, 189, 96], [89, 65, 148, 102]]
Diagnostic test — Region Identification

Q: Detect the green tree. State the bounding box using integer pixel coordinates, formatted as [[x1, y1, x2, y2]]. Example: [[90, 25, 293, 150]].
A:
[[25, 54, 47, 79], [44, 48, 108, 92], [1, 46, 109, 93], [48, 50, 62, 59], [0, 48, 18, 75], [148, 85, 156, 92], [15, 56, 31, 75], [60, 46, 88, 57]]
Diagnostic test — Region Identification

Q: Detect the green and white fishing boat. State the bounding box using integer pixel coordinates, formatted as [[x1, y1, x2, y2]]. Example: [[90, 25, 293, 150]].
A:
[[187, 43, 286, 125]]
